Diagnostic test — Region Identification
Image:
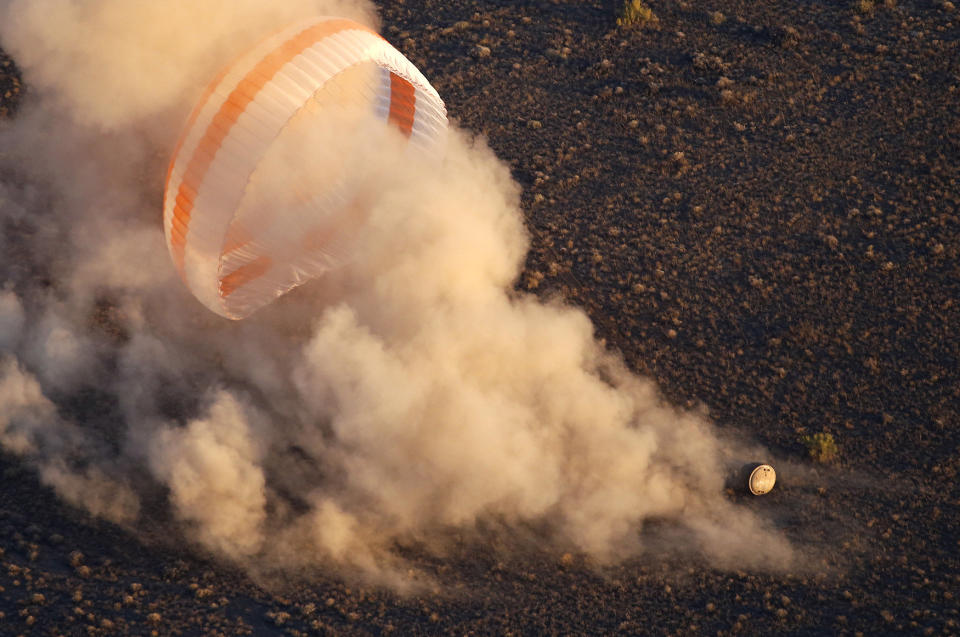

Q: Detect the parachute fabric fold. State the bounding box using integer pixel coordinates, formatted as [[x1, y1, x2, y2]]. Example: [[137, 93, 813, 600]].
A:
[[162, 17, 448, 319]]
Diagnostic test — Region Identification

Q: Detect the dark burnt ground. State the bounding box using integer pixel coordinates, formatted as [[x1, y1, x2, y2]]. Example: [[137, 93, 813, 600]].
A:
[[0, 49, 21, 118], [2, 1, 959, 635]]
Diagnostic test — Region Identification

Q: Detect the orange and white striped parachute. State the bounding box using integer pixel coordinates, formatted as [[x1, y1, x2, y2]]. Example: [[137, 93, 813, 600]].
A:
[[163, 17, 447, 319]]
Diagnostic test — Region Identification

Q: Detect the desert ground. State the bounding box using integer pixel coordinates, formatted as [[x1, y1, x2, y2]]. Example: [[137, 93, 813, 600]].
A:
[[1, 0, 958, 635]]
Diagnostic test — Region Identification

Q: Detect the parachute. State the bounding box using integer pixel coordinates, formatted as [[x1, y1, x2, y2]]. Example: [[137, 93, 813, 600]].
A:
[[162, 17, 448, 319]]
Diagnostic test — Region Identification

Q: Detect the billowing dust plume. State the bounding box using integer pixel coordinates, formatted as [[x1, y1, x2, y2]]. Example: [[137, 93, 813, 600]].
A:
[[0, 0, 795, 585]]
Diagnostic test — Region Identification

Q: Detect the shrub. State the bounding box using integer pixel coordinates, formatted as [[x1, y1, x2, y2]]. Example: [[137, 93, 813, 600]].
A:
[[618, 0, 658, 27], [802, 432, 839, 463]]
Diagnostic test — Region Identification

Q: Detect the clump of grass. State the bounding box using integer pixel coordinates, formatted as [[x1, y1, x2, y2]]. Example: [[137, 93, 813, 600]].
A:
[[618, 0, 658, 27], [802, 432, 840, 463], [852, 0, 875, 13]]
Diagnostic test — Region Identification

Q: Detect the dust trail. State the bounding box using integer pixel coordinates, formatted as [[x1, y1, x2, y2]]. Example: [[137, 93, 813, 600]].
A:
[[0, 0, 795, 585]]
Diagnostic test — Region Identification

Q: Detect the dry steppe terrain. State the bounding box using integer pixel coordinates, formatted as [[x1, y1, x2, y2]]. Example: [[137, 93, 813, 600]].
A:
[[1, 1, 958, 635]]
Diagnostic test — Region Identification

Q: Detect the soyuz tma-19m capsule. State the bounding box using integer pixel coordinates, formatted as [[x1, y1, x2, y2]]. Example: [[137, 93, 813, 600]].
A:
[[727, 462, 777, 495], [747, 463, 776, 495]]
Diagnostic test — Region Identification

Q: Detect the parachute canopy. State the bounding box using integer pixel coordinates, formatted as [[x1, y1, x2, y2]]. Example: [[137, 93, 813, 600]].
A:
[[163, 17, 448, 319]]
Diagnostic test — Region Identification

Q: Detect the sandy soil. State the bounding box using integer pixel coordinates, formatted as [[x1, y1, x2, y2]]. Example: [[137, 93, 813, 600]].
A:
[[1, 1, 959, 635]]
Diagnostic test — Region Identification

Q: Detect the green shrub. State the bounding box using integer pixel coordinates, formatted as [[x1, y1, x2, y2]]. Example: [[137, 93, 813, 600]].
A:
[[618, 0, 658, 27], [802, 432, 839, 463]]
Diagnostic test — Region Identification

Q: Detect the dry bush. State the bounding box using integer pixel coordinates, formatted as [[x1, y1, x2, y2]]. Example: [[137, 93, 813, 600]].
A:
[[802, 432, 840, 463], [618, 0, 658, 27]]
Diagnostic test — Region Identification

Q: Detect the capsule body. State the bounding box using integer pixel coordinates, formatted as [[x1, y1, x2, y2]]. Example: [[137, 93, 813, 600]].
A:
[[726, 462, 777, 495]]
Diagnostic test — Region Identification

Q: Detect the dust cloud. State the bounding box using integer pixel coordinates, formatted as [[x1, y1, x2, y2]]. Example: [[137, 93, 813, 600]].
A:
[[0, 0, 795, 586]]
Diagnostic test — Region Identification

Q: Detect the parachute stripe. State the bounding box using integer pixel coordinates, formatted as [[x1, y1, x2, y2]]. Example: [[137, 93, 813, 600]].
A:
[[163, 65, 231, 259], [388, 72, 416, 138], [219, 255, 274, 298], [168, 19, 365, 276]]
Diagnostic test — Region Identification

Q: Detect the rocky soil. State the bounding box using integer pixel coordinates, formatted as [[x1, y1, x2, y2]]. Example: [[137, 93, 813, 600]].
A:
[[1, 1, 958, 635]]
